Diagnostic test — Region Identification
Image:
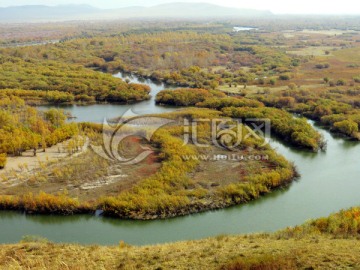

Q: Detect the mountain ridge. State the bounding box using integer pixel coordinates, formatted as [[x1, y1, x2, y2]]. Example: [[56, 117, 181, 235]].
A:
[[0, 3, 273, 22]]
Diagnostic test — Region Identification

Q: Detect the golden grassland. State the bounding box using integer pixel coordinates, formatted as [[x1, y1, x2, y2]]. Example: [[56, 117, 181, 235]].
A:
[[2, 235, 360, 270], [333, 46, 360, 63], [3, 207, 360, 269], [1, 229, 360, 269], [286, 46, 336, 57]]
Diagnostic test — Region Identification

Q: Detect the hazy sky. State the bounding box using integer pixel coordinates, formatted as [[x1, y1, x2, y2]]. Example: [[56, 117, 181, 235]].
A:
[[0, 0, 359, 14]]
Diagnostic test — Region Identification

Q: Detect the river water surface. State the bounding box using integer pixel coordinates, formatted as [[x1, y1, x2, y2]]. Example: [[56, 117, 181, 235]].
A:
[[37, 72, 176, 122], [1, 72, 359, 245]]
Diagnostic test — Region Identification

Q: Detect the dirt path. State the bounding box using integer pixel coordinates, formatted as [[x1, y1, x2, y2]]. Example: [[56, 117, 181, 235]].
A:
[[0, 137, 89, 184]]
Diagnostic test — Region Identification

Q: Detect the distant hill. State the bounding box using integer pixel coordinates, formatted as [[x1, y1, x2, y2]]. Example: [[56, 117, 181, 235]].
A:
[[110, 3, 273, 18], [0, 4, 99, 22], [0, 3, 272, 22]]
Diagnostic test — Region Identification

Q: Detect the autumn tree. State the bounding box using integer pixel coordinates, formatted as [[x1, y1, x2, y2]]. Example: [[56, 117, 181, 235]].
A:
[[0, 153, 6, 169], [334, 120, 359, 136]]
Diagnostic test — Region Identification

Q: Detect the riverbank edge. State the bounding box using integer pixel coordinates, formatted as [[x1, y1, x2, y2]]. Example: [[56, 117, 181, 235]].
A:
[[3, 206, 360, 269], [0, 165, 297, 220], [114, 68, 360, 143], [25, 96, 152, 107]]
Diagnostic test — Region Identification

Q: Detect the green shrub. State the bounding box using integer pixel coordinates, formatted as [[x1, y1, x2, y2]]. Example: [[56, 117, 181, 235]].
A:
[[336, 79, 346, 86], [222, 107, 324, 151], [333, 120, 359, 136], [279, 74, 291, 81], [269, 78, 277, 85], [353, 76, 360, 83], [315, 63, 330, 69], [155, 88, 225, 106]]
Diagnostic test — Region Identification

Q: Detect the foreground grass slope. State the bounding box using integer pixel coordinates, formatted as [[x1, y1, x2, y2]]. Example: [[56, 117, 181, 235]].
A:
[[2, 207, 360, 269]]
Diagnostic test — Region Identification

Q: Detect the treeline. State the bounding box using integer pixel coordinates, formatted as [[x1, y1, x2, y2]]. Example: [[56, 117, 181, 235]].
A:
[[0, 56, 150, 104], [256, 87, 360, 139], [156, 88, 324, 151], [0, 192, 92, 215], [196, 97, 264, 110], [156, 87, 263, 108], [0, 97, 79, 168], [0, 89, 75, 104], [148, 66, 260, 89], [223, 107, 325, 151], [0, 31, 295, 90], [155, 88, 226, 106], [280, 207, 360, 239]]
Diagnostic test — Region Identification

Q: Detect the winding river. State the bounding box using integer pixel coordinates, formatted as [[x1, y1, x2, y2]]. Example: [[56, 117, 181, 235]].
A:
[[37, 72, 176, 122], [1, 72, 360, 245]]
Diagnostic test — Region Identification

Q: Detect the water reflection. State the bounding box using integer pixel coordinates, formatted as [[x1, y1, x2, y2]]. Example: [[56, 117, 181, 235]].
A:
[[1, 120, 360, 245], [37, 72, 178, 123], [2, 75, 360, 245]]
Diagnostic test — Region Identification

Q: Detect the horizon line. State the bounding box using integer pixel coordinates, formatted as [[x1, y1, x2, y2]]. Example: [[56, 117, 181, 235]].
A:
[[1, 3, 360, 16]]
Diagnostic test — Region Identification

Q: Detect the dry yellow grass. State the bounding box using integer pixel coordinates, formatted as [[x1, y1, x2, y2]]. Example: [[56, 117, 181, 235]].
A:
[[218, 84, 289, 95], [218, 84, 325, 96], [333, 46, 360, 62], [300, 29, 355, 36], [1, 234, 360, 269], [286, 46, 336, 56]]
